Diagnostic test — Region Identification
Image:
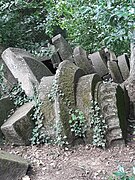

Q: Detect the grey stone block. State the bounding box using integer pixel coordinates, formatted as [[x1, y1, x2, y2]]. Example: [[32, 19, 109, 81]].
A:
[[0, 96, 15, 143], [1, 102, 34, 145], [55, 60, 85, 143], [108, 61, 123, 83], [74, 46, 95, 74], [52, 34, 73, 62], [89, 52, 109, 77], [118, 54, 130, 80], [2, 48, 39, 96], [76, 74, 101, 143], [0, 150, 29, 180]]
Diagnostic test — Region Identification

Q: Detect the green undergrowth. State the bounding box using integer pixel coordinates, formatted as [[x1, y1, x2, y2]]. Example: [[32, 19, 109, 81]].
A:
[[48, 78, 87, 145], [0, 63, 49, 145], [109, 165, 135, 180], [1, 63, 107, 147], [90, 100, 107, 149], [48, 76, 108, 148]]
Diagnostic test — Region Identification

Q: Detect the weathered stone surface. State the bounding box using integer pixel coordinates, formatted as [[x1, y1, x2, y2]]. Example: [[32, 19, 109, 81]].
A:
[[122, 43, 135, 140], [39, 76, 54, 101], [89, 52, 109, 77], [6, 48, 53, 80], [43, 44, 62, 69], [24, 56, 53, 80], [51, 51, 61, 69], [99, 49, 108, 65], [1, 102, 34, 145], [109, 52, 117, 61], [52, 34, 73, 62], [73, 47, 96, 74], [0, 150, 29, 180], [107, 61, 123, 83], [0, 60, 17, 89], [0, 96, 15, 143], [96, 82, 127, 147], [0, 76, 17, 96], [122, 77, 135, 119], [118, 54, 130, 80], [55, 60, 85, 143], [0, 59, 17, 96], [122, 43, 135, 117], [39, 76, 56, 138], [2, 48, 39, 96], [76, 74, 101, 143]]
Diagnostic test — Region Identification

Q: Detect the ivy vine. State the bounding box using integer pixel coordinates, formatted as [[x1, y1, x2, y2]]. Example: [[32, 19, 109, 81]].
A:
[[0, 63, 49, 145], [0, 64, 9, 98], [48, 79, 87, 142], [69, 109, 87, 138], [90, 100, 107, 148]]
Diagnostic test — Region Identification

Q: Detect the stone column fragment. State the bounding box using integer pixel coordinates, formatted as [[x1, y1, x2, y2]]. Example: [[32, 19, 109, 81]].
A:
[[39, 76, 56, 139], [76, 74, 101, 143], [118, 54, 130, 80], [1, 102, 34, 145], [52, 34, 73, 62], [55, 60, 85, 143], [0, 96, 15, 143], [96, 82, 127, 147], [2, 48, 39, 96], [0, 150, 29, 180], [107, 61, 123, 83], [89, 52, 109, 77], [73, 46, 96, 74]]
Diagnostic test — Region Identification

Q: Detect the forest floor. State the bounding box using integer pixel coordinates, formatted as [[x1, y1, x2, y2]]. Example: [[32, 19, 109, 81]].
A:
[[1, 143, 135, 180]]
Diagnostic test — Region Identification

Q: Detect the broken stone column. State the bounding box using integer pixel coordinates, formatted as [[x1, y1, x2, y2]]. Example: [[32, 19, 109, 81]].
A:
[[123, 44, 135, 118], [96, 82, 127, 147], [52, 34, 73, 62], [76, 74, 101, 143], [39, 76, 55, 101], [54, 60, 85, 143], [107, 61, 123, 83], [2, 48, 39, 96], [0, 150, 29, 180], [51, 51, 61, 69], [1, 102, 34, 145], [118, 54, 130, 81], [73, 46, 96, 74], [38, 76, 56, 139], [5, 48, 53, 80], [0, 76, 17, 97], [0, 96, 15, 143], [88, 52, 109, 78], [0, 57, 17, 89]]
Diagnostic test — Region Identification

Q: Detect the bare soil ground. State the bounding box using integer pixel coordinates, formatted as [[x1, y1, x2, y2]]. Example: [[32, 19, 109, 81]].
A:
[[1, 143, 135, 180]]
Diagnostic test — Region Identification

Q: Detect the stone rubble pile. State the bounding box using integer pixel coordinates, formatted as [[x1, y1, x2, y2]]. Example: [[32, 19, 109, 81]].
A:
[[0, 34, 134, 179]]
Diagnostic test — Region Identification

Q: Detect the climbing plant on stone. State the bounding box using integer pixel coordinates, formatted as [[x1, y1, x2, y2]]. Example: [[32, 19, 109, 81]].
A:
[[69, 109, 87, 138], [90, 100, 107, 148], [0, 64, 9, 98]]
